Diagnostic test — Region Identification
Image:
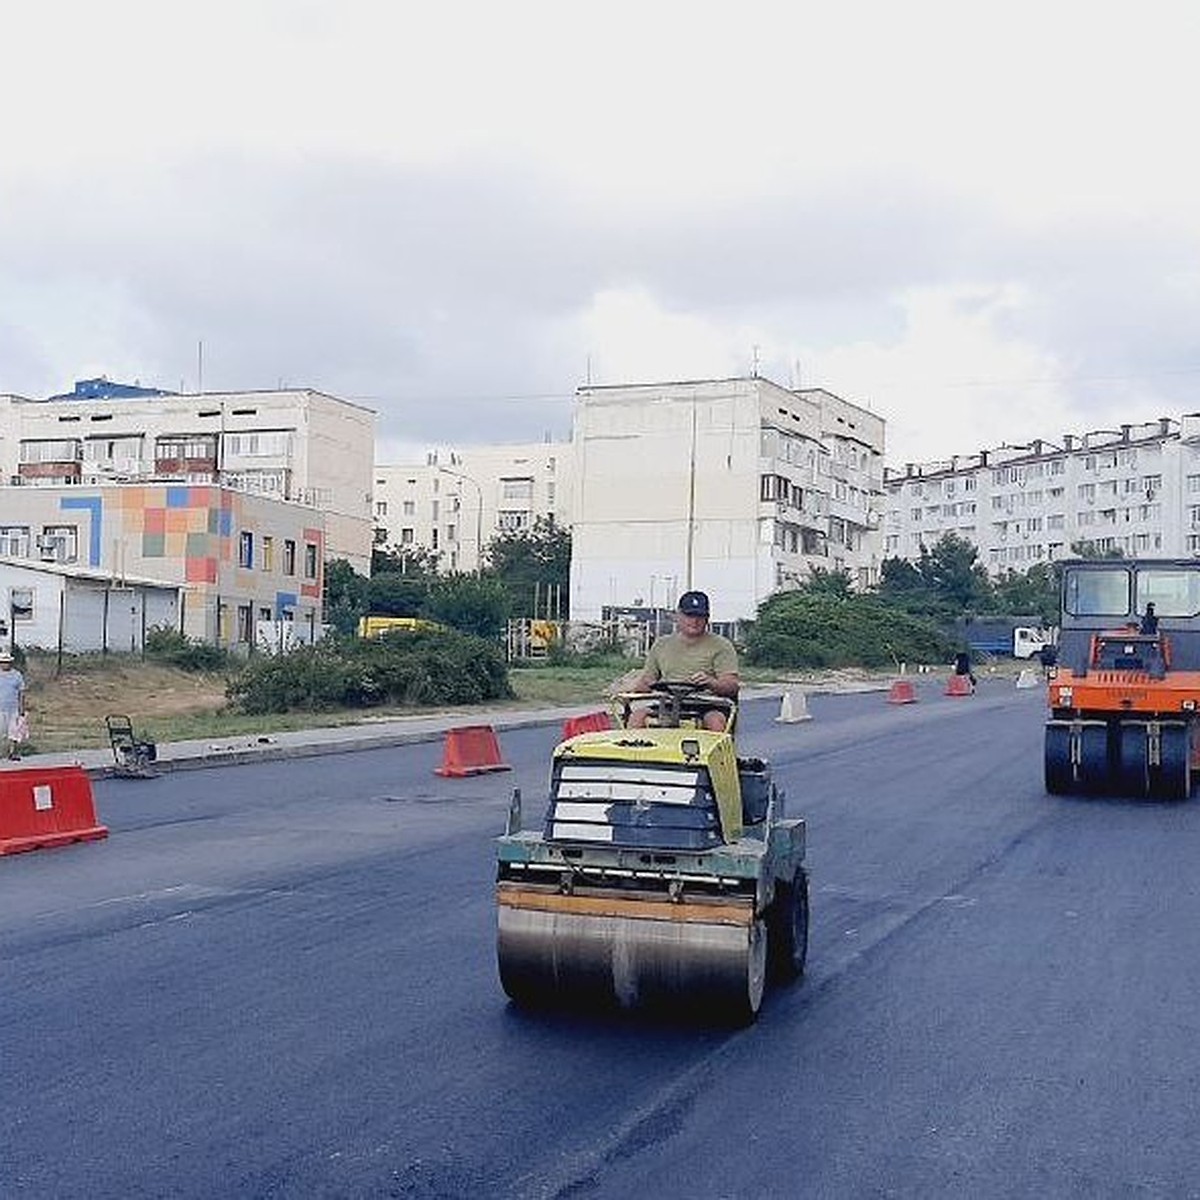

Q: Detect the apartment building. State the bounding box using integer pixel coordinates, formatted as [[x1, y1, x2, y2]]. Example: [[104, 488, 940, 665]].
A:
[[373, 441, 572, 572], [0, 380, 375, 573], [0, 482, 325, 647], [882, 416, 1200, 571], [569, 377, 885, 622]]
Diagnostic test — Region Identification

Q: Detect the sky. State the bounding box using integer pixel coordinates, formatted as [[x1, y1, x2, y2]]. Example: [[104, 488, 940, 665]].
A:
[[4, 0, 1200, 467]]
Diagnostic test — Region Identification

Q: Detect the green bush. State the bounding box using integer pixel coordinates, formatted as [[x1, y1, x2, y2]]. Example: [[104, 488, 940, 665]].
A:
[[144, 626, 229, 672], [744, 592, 951, 669], [226, 629, 513, 713]]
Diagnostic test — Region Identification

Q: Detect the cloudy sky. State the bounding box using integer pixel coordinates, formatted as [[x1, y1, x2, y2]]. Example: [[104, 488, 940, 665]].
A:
[[4, 0, 1200, 466]]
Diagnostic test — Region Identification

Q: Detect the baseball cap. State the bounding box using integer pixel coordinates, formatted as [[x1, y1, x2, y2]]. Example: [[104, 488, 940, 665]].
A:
[[677, 590, 710, 617]]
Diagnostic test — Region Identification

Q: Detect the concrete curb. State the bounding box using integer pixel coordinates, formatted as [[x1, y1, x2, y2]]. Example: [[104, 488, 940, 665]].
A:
[[24, 681, 900, 780]]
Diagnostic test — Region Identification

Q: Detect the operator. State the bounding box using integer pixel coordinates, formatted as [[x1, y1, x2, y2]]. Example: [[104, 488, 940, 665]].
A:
[[630, 590, 740, 731], [1141, 602, 1159, 635]]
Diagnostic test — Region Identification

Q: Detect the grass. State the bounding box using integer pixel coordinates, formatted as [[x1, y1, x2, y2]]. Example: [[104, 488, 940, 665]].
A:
[[16, 647, 999, 755]]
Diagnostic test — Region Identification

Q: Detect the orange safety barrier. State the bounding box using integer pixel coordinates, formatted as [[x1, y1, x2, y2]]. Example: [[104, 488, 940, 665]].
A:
[[887, 679, 918, 705], [945, 674, 974, 697], [561, 710, 613, 739], [0, 765, 108, 856], [434, 725, 512, 777]]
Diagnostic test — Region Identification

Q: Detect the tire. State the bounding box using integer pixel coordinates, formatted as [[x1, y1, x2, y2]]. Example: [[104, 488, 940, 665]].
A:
[[1044, 724, 1074, 795], [768, 869, 809, 984]]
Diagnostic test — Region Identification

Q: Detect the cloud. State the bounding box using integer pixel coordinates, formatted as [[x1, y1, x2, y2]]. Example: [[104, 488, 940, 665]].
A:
[[5, 2, 1200, 469]]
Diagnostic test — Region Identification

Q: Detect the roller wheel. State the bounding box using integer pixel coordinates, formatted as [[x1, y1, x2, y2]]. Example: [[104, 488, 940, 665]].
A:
[[1076, 724, 1111, 794], [1153, 725, 1192, 801], [1117, 724, 1150, 798], [768, 869, 809, 984], [1044, 725, 1074, 795], [727, 918, 768, 1024]]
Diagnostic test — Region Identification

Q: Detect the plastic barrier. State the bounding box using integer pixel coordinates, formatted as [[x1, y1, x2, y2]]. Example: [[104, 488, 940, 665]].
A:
[[0, 765, 108, 855], [775, 690, 813, 723], [945, 674, 974, 697], [887, 679, 918, 704], [434, 725, 512, 777], [561, 711, 614, 740]]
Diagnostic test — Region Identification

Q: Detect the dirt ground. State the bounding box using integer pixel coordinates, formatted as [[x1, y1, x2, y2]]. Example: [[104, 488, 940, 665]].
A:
[[20, 656, 230, 751]]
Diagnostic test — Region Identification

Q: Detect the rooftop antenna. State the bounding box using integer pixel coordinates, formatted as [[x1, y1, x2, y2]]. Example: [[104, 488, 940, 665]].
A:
[[586, 353, 593, 385], [751, 345, 760, 377], [197, 340, 204, 394]]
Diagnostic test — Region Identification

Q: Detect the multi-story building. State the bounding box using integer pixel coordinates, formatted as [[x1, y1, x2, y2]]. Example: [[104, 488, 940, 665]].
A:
[[0, 482, 325, 647], [882, 416, 1200, 571], [569, 377, 886, 622], [0, 380, 375, 573], [372, 441, 572, 573]]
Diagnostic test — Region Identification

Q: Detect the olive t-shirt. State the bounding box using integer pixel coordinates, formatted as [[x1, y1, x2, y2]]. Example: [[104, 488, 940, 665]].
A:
[[642, 633, 738, 685]]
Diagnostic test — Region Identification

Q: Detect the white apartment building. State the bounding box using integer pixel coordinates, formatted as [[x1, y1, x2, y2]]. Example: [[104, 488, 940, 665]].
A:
[[569, 378, 886, 623], [882, 416, 1200, 572], [0, 382, 376, 573], [373, 441, 572, 573]]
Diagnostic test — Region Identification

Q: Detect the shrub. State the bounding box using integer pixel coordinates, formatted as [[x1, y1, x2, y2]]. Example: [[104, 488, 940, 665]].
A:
[[743, 592, 951, 669], [226, 629, 513, 713], [145, 626, 229, 672]]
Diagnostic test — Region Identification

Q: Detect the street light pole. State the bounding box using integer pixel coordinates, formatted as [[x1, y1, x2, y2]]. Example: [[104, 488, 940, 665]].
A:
[[437, 466, 484, 572]]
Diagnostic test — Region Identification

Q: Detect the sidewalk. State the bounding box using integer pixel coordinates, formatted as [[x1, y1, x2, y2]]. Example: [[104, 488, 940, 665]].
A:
[[16, 680, 897, 779], [17, 702, 602, 779]]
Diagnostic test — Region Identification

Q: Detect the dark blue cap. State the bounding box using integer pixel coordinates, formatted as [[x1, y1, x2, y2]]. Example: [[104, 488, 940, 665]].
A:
[[678, 590, 710, 617]]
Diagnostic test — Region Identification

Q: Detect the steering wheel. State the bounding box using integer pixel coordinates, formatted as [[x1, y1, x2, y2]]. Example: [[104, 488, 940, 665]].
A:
[[650, 681, 702, 697]]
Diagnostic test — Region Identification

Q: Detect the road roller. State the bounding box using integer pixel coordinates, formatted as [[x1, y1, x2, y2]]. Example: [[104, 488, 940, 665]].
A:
[[1045, 558, 1200, 799], [495, 683, 808, 1023]]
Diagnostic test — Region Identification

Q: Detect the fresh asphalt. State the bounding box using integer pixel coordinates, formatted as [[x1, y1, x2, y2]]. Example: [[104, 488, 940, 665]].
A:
[[4, 676, 1197, 1198]]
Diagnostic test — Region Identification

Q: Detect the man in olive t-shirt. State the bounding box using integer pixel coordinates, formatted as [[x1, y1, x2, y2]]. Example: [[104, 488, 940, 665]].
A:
[[631, 590, 739, 731]]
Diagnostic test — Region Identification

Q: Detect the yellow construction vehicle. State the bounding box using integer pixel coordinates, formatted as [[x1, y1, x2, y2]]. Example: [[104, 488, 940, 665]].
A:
[[495, 683, 808, 1023]]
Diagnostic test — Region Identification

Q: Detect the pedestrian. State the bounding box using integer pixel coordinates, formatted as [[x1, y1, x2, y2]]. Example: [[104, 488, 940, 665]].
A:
[[630, 590, 740, 731], [0, 649, 27, 761], [953, 649, 977, 692], [1038, 642, 1058, 680]]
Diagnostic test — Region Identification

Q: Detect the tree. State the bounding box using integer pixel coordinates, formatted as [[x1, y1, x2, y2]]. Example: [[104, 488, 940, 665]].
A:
[[485, 516, 571, 617], [365, 573, 430, 617], [371, 543, 442, 578], [991, 562, 1061, 626], [876, 556, 933, 615], [323, 558, 369, 636], [797, 566, 855, 600], [917, 533, 993, 615], [424, 574, 511, 640]]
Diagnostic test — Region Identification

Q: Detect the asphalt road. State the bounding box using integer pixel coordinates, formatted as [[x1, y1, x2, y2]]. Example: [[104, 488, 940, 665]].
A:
[[3, 684, 1200, 1199]]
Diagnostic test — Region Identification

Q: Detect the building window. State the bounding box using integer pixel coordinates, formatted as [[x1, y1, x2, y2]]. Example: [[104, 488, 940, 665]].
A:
[[402, 500, 415, 516], [0, 526, 31, 556], [375, 500, 388, 517], [262, 536, 274, 571], [400, 528, 414, 545], [284, 539, 296, 575], [304, 543, 318, 580], [447, 524, 457, 543], [236, 604, 253, 643], [239, 531, 254, 568], [39, 525, 79, 563], [10, 588, 33, 622], [501, 476, 534, 502]]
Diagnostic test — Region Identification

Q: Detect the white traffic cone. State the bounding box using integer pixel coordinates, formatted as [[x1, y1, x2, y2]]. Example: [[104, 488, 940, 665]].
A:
[[1016, 669, 1040, 689], [776, 688, 813, 723]]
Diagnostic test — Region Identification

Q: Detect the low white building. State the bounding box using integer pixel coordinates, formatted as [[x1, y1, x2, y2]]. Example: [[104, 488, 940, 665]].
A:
[[373, 441, 572, 573], [0, 557, 182, 654], [569, 377, 885, 623], [883, 416, 1198, 572]]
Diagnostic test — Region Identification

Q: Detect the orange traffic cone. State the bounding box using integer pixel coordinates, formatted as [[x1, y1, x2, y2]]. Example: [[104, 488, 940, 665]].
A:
[[945, 674, 974, 697], [887, 679, 918, 704], [434, 725, 512, 776]]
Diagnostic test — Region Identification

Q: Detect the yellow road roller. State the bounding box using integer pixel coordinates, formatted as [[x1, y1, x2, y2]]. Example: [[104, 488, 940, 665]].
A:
[[495, 683, 808, 1023]]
